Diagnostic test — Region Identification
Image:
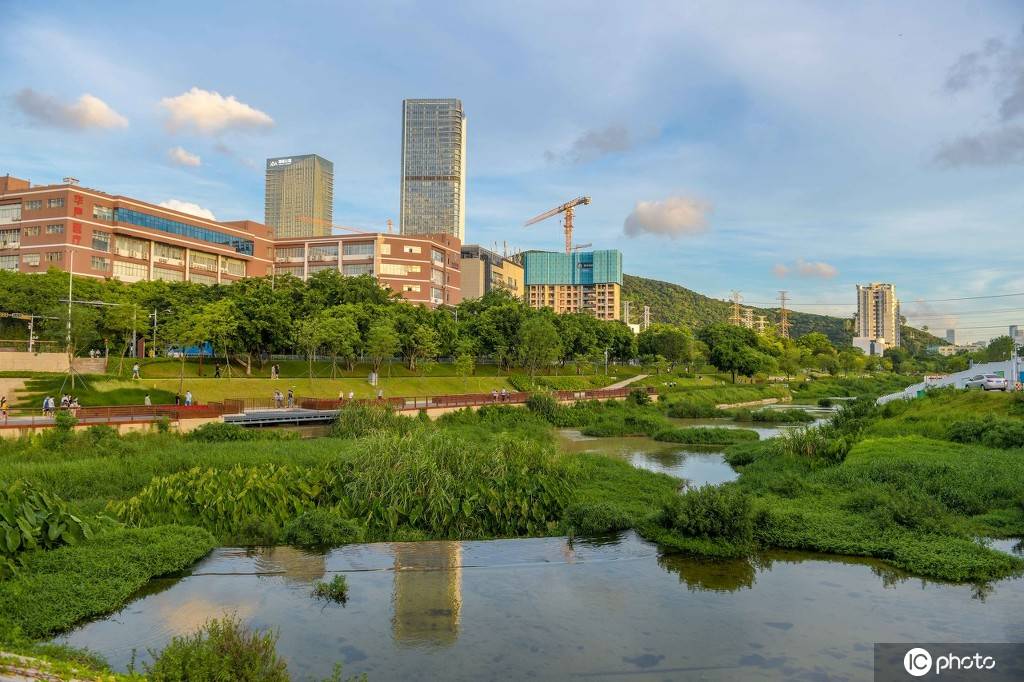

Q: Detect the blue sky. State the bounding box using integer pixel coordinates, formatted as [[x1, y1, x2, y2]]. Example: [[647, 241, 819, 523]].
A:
[[2, 0, 1024, 341]]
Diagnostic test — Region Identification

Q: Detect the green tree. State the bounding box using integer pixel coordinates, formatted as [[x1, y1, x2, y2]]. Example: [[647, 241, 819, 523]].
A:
[[163, 311, 206, 394], [196, 299, 240, 377], [366, 320, 400, 375], [837, 348, 866, 376], [454, 340, 476, 390], [318, 309, 361, 375], [698, 323, 769, 383], [293, 316, 323, 381], [637, 324, 695, 371], [518, 316, 561, 378], [405, 324, 440, 372]]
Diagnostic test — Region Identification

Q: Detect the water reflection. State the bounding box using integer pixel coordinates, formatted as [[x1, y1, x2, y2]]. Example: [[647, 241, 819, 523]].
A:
[[391, 541, 462, 647], [52, 532, 1024, 681]]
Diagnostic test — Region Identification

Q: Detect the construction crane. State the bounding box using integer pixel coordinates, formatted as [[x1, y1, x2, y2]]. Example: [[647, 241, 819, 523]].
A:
[[299, 216, 377, 235], [524, 196, 591, 254], [572, 242, 592, 252]]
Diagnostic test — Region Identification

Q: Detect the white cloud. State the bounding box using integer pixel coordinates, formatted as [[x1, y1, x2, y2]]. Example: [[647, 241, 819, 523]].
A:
[[774, 258, 838, 279], [160, 87, 273, 135], [13, 89, 127, 130], [623, 196, 710, 238], [167, 146, 201, 167], [158, 199, 217, 221]]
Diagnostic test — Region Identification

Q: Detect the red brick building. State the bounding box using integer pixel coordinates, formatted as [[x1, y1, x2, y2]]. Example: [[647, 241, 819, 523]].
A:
[[0, 174, 459, 307]]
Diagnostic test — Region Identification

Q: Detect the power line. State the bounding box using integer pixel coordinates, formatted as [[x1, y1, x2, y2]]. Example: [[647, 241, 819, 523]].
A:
[[742, 291, 1024, 307]]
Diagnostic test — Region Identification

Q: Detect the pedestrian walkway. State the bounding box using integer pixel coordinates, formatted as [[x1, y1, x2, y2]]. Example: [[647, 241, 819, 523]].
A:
[[603, 374, 648, 390]]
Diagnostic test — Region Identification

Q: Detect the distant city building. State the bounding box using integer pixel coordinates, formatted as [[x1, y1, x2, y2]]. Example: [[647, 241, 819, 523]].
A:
[[853, 282, 900, 356], [1010, 325, 1023, 346], [523, 249, 622, 320], [274, 232, 461, 309], [264, 154, 334, 239], [460, 245, 523, 300], [946, 328, 957, 345], [400, 99, 467, 242]]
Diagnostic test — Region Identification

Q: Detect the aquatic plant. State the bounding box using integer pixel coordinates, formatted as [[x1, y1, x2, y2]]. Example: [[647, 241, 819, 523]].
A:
[[311, 575, 349, 603], [283, 509, 364, 547], [143, 615, 289, 681], [562, 501, 633, 536], [330, 403, 416, 439], [0, 480, 95, 577]]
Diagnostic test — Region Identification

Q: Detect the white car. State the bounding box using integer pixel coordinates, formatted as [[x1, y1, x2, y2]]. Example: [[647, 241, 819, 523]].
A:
[[963, 374, 1009, 391]]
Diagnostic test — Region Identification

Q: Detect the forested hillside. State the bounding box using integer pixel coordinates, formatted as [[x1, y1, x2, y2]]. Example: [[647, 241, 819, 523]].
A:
[[622, 274, 851, 344]]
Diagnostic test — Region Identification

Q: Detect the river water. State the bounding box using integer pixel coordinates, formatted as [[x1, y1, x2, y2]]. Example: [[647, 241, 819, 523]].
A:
[[54, 427, 1024, 681]]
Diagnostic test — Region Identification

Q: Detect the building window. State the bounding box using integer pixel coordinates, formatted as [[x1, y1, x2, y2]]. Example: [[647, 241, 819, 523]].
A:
[[308, 263, 337, 274], [91, 256, 110, 271], [115, 235, 148, 260], [0, 255, 17, 271], [154, 243, 185, 263], [220, 257, 245, 276], [0, 228, 20, 248], [342, 263, 374, 277], [402, 284, 421, 293], [22, 226, 40, 237], [379, 263, 420, 276], [92, 205, 113, 221], [343, 242, 374, 257], [113, 207, 253, 255], [190, 272, 217, 285], [22, 253, 40, 267], [432, 249, 444, 265], [402, 245, 421, 254], [275, 246, 304, 261], [379, 243, 391, 255], [23, 200, 42, 211], [112, 261, 148, 281], [309, 245, 339, 261], [46, 251, 63, 262], [431, 269, 444, 285], [274, 265, 303, 278], [0, 205, 22, 225], [46, 223, 64, 234], [431, 287, 443, 302], [154, 266, 184, 282], [48, 198, 65, 208], [92, 231, 110, 252], [190, 251, 218, 271]]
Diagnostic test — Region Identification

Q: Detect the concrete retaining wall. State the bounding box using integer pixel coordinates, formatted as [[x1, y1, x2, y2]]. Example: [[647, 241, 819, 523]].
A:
[[0, 352, 69, 373]]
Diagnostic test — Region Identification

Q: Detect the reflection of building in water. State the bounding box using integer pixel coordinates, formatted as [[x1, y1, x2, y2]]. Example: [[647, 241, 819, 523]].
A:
[[391, 541, 462, 647], [249, 546, 327, 584]]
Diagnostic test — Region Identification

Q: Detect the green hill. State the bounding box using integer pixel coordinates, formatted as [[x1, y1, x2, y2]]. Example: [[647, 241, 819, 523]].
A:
[[622, 274, 943, 349]]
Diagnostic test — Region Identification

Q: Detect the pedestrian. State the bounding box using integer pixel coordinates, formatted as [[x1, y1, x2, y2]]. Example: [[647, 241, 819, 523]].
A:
[[348, 390, 354, 401], [274, 390, 283, 408], [377, 388, 384, 400], [271, 364, 279, 380], [287, 388, 294, 408], [184, 390, 193, 407], [1, 395, 8, 423], [500, 388, 508, 402], [144, 393, 152, 407], [214, 364, 221, 378], [41, 396, 49, 417], [174, 392, 181, 406], [132, 362, 140, 380], [491, 388, 498, 403]]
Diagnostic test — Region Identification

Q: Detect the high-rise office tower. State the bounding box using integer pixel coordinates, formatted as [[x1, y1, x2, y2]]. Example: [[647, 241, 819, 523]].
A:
[[400, 99, 466, 242], [946, 329, 957, 345], [853, 283, 900, 356], [264, 154, 333, 239]]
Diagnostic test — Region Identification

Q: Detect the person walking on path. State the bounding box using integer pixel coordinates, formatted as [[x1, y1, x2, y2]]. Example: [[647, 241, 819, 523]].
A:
[[144, 394, 152, 407], [174, 393, 181, 406], [1, 395, 8, 423], [377, 388, 384, 401], [287, 388, 294, 408], [274, 390, 283, 408], [184, 390, 193, 407], [214, 365, 221, 378], [132, 363, 140, 380], [348, 390, 355, 401]]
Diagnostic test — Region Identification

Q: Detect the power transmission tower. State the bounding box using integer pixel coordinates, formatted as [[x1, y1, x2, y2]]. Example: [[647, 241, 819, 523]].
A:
[[729, 291, 743, 325], [778, 290, 791, 339], [742, 308, 754, 329], [755, 315, 769, 333]]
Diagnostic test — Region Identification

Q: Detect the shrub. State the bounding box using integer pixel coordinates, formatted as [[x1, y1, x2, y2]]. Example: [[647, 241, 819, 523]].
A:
[[144, 615, 289, 681], [330, 403, 414, 438], [311, 574, 349, 603], [562, 502, 633, 535], [722, 442, 769, 467], [653, 427, 759, 445], [283, 509, 364, 547], [627, 387, 651, 406], [747, 408, 816, 423], [339, 431, 576, 538], [186, 422, 257, 442], [111, 464, 339, 540], [156, 416, 171, 433], [665, 399, 724, 419], [948, 416, 1024, 449], [657, 484, 754, 543], [0, 480, 95, 577], [773, 425, 851, 465], [817, 398, 834, 408], [525, 392, 560, 422]]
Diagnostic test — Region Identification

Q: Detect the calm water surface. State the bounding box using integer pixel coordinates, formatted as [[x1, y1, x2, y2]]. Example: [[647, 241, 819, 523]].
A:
[[55, 534, 1024, 681]]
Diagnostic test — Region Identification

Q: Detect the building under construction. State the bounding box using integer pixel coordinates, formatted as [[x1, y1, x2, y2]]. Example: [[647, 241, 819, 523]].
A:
[[522, 249, 622, 320]]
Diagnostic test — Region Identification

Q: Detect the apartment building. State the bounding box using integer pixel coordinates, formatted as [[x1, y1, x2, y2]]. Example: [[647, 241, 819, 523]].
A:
[[522, 249, 622, 321], [0, 174, 273, 284], [853, 282, 900, 356], [459, 244, 523, 300], [273, 232, 462, 308]]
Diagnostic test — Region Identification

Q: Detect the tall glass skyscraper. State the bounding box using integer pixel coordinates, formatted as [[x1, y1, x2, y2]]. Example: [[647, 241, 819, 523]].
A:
[[264, 154, 334, 239], [400, 99, 466, 242]]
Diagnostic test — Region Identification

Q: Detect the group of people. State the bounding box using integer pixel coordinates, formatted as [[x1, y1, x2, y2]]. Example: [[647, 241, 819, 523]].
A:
[[272, 388, 295, 408], [174, 391, 194, 406], [270, 364, 281, 379], [87, 349, 104, 359], [491, 388, 511, 402], [42, 394, 80, 416]]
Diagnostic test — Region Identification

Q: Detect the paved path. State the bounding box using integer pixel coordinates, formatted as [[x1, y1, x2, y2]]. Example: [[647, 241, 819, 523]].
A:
[[603, 374, 648, 390]]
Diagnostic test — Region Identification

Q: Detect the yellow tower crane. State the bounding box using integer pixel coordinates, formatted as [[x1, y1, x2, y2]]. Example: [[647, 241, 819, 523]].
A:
[[524, 196, 591, 254]]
